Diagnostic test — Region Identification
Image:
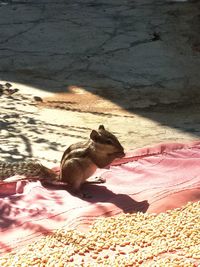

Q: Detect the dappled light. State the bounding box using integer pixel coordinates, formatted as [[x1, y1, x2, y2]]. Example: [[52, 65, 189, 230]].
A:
[[0, 0, 200, 263]]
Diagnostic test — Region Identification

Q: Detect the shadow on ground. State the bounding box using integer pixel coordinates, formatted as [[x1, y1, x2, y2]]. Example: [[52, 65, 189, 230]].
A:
[[0, 0, 200, 138]]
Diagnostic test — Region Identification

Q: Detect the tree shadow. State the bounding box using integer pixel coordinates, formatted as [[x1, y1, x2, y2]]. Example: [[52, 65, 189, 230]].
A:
[[0, 98, 90, 162], [0, 241, 12, 255], [0, 193, 65, 229]]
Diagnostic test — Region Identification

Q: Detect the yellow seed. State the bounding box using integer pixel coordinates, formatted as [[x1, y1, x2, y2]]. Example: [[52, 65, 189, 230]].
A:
[[78, 251, 85, 256], [0, 201, 199, 266], [102, 245, 109, 249], [119, 250, 126, 255]]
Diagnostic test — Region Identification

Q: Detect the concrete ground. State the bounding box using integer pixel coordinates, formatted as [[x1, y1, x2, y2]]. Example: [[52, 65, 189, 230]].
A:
[[0, 0, 200, 167]]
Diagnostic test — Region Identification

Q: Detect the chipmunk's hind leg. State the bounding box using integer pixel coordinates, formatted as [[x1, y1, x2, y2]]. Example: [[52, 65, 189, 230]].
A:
[[61, 160, 90, 198], [67, 180, 91, 199]]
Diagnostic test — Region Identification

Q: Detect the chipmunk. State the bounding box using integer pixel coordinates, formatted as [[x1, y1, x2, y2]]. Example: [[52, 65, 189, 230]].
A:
[[59, 125, 125, 196], [0, 125, 125, 197]]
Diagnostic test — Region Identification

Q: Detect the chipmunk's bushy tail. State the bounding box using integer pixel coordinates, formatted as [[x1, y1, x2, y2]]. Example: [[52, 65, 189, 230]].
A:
[[0, 161, 59, 182]]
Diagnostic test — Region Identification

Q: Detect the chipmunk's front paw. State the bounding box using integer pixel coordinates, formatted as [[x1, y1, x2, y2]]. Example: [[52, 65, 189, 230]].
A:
[[94, 176, 106, 183]]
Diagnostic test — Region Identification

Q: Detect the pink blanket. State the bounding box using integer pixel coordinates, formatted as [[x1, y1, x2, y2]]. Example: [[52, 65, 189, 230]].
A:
[[0, 141, 200, 254]]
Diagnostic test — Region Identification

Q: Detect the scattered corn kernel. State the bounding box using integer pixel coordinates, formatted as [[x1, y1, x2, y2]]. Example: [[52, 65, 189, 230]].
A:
[[0, 201, 199, 266]]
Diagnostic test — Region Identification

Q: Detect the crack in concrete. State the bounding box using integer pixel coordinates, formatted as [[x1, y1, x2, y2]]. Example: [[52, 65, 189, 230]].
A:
[[0, 23, 37, 44], [0, 18, 44, 26], [0, 47, 71, 56], [101, 38, 154, 56]]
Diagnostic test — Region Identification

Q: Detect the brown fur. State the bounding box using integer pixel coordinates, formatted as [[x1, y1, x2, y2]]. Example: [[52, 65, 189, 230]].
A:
[[60, 125, 125, 195]]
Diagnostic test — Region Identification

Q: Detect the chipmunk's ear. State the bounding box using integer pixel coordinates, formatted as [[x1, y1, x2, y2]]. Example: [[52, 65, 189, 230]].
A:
[[98, 125, 105, 131], [90, 130, 99, 141]]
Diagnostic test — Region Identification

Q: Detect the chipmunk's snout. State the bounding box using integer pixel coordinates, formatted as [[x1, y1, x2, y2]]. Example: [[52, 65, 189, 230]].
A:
[[115, 143, 125, 157], [114, 148, 125, 158], [118, 150, 125, 158]]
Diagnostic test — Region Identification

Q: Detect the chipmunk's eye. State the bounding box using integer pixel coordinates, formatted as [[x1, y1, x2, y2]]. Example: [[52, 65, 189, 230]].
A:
[[106, 139, 113, 145]]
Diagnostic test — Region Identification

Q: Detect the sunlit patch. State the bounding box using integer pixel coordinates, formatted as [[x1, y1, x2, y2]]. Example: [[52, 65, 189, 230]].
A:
[[40, 85, 133, 117], [1, 81, 54, 98]]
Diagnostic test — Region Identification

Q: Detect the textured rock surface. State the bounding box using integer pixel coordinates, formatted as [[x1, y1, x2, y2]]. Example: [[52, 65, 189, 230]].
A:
[[0, 0, 200, 101]]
